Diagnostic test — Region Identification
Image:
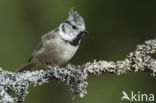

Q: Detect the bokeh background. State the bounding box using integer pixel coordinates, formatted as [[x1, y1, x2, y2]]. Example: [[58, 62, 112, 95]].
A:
[[0, 0, 156, 103]]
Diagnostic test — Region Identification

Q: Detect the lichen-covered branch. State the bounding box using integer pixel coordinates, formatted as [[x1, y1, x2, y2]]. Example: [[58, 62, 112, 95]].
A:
[[0, 39, 156, 103]]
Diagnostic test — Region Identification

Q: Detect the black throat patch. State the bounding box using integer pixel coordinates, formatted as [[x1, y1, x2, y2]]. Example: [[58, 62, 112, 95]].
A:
[[63, 32, 84, 47]]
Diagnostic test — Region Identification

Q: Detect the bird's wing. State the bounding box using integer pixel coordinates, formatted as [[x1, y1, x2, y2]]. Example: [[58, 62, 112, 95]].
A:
[[27, 28, 59, 62], [26, 43, 42, 63], [41, 28, 58, 42]]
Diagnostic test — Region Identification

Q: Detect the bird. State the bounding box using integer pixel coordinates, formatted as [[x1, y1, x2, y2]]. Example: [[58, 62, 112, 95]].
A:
[[17, 9, 87, 72]]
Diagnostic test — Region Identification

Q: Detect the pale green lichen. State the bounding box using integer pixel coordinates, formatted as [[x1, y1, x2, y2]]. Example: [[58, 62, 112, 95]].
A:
[[0, 39, 156, 103]]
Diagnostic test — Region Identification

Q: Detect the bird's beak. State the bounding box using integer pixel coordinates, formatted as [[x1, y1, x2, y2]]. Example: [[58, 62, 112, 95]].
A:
[[83, 30, 88, 34]]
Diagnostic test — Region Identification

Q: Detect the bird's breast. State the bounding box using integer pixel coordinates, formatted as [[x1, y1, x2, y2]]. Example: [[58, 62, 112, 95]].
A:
[[37, 38, 79, 66]]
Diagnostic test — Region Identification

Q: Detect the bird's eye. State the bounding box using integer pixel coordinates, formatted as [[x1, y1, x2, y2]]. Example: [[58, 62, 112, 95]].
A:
[[72, 26, 77, 29], [61, 24, 65, 32]]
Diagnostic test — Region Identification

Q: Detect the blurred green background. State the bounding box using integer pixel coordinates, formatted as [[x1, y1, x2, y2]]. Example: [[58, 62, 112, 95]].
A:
[[0, 0, 156, 103]]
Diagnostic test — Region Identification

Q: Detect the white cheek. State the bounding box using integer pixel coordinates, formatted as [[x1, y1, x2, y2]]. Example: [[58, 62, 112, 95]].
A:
[[59, 27, 76, 41]]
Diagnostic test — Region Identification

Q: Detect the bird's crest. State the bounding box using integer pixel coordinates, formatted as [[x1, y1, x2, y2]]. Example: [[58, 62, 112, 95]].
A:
[[68, 8, 84, 25]]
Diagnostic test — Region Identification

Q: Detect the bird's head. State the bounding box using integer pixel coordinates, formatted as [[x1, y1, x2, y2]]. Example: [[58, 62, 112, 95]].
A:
[[59, 9, 87, 41]]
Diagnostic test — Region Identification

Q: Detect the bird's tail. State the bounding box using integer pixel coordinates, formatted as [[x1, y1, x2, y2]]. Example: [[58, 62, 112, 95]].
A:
[[16, 62, 36, 72]]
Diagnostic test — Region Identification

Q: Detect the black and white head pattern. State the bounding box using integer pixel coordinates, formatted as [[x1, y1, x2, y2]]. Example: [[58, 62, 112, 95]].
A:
[[59, 9, 87, 46]]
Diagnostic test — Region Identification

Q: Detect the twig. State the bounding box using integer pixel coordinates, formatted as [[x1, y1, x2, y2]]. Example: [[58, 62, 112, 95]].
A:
[[0, 38, 156, 103]]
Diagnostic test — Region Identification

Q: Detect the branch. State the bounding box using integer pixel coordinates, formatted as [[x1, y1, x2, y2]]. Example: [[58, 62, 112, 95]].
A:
[[0, 39, 156, 103]]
